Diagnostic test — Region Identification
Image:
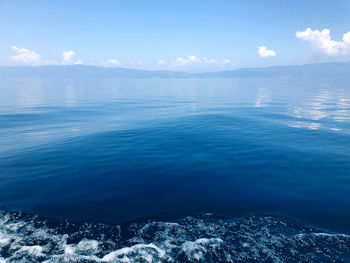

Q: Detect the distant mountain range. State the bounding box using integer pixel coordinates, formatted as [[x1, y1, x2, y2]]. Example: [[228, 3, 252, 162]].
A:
[[0, 62, 349, 79]]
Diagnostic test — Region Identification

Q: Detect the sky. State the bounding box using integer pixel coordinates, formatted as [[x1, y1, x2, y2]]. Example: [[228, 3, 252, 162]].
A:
[[1, 0, 350, 70]]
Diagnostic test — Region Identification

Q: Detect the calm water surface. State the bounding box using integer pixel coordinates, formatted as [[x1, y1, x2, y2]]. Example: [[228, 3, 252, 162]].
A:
[[1, 77, 350, 233]]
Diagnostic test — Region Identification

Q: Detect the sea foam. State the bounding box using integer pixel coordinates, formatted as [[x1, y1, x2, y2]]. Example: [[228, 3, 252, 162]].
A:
[[0, 211, 349, 262]]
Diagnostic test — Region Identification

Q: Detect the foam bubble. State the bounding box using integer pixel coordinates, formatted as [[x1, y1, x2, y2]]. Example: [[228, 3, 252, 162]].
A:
[[0, 210, 349, 262], [102, 243, 165, 262]]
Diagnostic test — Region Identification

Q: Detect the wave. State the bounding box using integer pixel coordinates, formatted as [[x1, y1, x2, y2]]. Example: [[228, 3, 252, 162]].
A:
[[0, 211, 349, 262]]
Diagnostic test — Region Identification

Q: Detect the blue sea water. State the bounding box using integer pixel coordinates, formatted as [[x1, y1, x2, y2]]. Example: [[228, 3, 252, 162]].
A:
[[0, 77, 350, 262]]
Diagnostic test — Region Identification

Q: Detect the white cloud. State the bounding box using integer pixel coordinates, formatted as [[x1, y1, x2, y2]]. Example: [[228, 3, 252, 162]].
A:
[[11, 46, 41, 65], [105, 59, 121, 66], [187, 55, 200, 63], [157, 59, 166, 65], [62, 50, 75, 63], [74, 59, 83, 65], [10, 47, 84, 66], [171, 55, 235, 66], [203, 57, 217, 64], [174, 55, 201, 65], [61, 50, 82, 65], [296, 28, 350, 56], [257, 46, 276, 58]]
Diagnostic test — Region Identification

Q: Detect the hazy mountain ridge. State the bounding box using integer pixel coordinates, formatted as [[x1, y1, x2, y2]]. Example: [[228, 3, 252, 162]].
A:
[[196, 62, 350, 78], [0, 65, 191, 79], [0, 62, 349, 79]]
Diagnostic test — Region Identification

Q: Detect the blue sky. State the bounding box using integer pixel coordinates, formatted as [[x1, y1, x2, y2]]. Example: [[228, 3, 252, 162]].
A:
[[1, 0, 350, 70]]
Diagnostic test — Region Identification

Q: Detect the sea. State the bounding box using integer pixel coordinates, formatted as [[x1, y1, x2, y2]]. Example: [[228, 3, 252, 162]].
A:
[[0, 76, 350, 262]]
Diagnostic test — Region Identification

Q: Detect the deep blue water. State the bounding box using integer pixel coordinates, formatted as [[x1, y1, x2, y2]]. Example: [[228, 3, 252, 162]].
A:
[[1, 77, 350, 262]]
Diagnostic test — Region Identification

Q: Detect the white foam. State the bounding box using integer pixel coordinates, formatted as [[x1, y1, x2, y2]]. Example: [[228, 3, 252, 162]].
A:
[[17, 245, 44, 256], [102, 243, 166, 263], [0, 211, 349, 263], [0, 233, 10, 246], [76, 239, 99, 255]]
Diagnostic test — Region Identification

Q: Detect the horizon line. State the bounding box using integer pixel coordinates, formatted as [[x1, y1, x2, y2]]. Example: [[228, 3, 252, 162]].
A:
[[1, 60, 350, 73]]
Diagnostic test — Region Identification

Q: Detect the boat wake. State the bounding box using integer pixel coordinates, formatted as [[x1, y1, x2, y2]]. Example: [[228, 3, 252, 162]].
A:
[[0, 210, 349, 262]]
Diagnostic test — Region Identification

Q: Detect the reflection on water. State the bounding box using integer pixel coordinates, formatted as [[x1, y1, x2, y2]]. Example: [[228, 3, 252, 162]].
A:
[[335, 98, 350, 122], [1, 77, 350, 152], [288, 87, 350, 131], [1, 77, 350, 233], [16, 79, 44, 108], [255, 87, 271, 108], [289, 121, 321, 130], [64, 81, 77, 107]]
